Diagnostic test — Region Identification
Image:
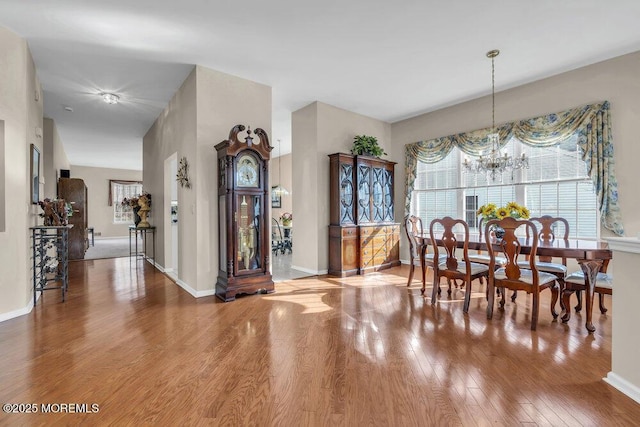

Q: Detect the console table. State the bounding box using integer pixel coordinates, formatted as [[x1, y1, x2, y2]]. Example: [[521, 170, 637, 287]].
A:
[[30, 225, 71, 306], [129, 226, 156, 264]]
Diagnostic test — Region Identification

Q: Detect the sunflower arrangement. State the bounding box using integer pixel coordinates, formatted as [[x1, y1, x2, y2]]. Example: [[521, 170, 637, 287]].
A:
[[477, 201, 530, 221]]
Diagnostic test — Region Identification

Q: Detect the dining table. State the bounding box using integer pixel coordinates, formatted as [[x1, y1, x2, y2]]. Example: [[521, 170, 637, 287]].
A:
[[417, 233, 612, 333]]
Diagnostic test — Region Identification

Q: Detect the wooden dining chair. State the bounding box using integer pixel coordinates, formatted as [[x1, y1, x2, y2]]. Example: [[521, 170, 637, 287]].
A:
[[485, 217, 559, 330], [404, 215, 444, 287], [466, 216, 507, 283], [271, 218, 284, 256], [429, 217, 489, 312], [515, 215, 569, 307], [561, 259, 613, 325]]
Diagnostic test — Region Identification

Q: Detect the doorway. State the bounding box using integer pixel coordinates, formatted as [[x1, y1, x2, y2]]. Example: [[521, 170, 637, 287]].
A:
[[164, 153, 179, 278]]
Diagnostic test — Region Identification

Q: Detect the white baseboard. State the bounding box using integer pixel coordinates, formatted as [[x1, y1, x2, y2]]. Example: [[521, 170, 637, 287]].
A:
[[291, 265, 327, 275], [0, 294, 39, 323], [604, 372, 640, 404], [158, 263, 215, 298]]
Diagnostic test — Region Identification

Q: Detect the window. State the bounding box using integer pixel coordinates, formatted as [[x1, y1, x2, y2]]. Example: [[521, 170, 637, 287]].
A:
[[410, 135, 599, 239], [111, 181, 143, 224]]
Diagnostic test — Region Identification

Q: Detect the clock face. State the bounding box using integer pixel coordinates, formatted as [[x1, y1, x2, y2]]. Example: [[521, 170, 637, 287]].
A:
[[237, 154, 259, 187]]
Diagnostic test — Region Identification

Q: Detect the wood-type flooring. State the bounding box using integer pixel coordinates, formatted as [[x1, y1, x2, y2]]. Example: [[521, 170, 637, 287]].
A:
[[0, 257, 638, 426]]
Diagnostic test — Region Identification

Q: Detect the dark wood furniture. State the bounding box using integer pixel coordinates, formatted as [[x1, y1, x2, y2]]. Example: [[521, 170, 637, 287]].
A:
[[57, 177, 88, 260], [417, 229, 612, 333], [562, 259, 613, 325], [328, 153, 400, 276], [214, 125, 274, 301], [517, 216, 570, 307], [429, 217, 490, 312], [485, 218, 559, 330]]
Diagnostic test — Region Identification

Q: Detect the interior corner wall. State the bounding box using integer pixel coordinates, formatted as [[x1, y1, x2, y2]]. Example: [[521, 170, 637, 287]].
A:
[[194, 65, 271, 293], [70, 165, 142, 238], [144, 66, 197, 287], [43, 117, 70, 199], [391, 50, 640, 262], [291, 101, 391, 274], [0, 27, 43, 320]]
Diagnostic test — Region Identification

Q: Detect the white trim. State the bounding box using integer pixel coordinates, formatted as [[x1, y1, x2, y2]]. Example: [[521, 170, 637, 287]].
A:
[[292, 265, 327, 275], [0, 296, 37, 323], [94, 235, 130, 240], [604, 372, 640, 404], [604, 237, 640, 254], [157, 262, 215, 298]]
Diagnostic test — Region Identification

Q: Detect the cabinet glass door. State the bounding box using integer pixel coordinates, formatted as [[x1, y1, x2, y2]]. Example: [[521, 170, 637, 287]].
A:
[[236, 194, 262, 272]]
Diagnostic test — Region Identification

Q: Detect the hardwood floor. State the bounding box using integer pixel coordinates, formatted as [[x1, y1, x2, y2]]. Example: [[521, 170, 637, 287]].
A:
[[0, 258, 638, 426]]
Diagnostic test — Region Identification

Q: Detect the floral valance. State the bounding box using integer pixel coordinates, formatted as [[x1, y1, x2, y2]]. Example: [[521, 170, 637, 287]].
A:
[[404, 101, 624, 236]]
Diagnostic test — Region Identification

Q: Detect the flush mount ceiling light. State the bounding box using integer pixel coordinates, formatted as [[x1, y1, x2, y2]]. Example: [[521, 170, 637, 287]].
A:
[[101, 92, 120, 104]]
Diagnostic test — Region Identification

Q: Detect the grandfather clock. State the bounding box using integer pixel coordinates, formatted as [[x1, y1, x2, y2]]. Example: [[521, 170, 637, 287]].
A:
[[215, 124, 274, 301]]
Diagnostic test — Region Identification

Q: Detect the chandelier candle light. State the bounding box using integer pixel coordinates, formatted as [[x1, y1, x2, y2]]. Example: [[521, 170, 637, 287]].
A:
[[462, 49, 528, 180]]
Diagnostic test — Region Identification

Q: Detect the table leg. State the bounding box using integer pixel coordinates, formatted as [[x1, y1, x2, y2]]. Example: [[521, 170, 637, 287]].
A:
[[577, 258, 603, 333], [420, 245, 427, 294]]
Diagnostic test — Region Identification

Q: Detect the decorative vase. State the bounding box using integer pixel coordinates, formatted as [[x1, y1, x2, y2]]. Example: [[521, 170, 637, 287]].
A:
[[282, 219, 291, 227], [493, 226, 505, 239], [133, 206, 142, 227]]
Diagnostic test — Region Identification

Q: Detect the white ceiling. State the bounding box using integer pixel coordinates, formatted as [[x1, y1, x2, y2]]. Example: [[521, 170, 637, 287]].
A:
[[2, 0, 640, 170]]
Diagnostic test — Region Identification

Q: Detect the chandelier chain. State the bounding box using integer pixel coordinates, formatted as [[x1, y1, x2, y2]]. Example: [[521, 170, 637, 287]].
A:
[[462, 49, 529, 181]]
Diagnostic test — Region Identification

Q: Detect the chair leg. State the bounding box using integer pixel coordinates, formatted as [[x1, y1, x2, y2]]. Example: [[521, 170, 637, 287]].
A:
[[574, 290, 582, 312], [511, 290, 517, 302], [550, 286, 559, 319], [531, 294, 539, 331], [463, 279, 472, 313], [598, 293, 608, 314], [561, 289, 574, 323], [431, 277, 439, 304], [487, 280, 495, 319], [499, 287, 507, 309], [407, 263, 415, 287], [557, 279, 566, 311]]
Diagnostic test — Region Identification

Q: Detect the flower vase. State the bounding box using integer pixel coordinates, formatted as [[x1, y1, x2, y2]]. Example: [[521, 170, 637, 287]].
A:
[[133, 206, 142, 227], [493, 226, 505, 239]]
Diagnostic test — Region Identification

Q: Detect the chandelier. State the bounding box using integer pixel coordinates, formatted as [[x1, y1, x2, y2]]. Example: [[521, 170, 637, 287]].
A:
[[272, 139, 289, 196], [462, 49, 528, 181]]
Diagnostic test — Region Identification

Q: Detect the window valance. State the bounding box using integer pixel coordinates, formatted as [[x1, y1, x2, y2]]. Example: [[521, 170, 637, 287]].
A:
[[404, 101, 624, 236]]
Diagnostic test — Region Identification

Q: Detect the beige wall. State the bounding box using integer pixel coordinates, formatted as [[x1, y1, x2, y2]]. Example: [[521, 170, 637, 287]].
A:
[[70, 165, 142, 238], [143, 65, 271, 294], [291, 101, 391, 274], [43, 118, 70, 199], [0, 27, 43, 319], [391, 50, 640, 264], [144, 66, 197, 288]]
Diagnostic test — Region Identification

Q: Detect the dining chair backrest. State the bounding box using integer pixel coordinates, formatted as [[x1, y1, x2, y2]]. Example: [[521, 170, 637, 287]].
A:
[[485, 217, 540, 282], [404, 215, 423, 263], [429, 216, 470, 272], [528, 215, 569, 264]]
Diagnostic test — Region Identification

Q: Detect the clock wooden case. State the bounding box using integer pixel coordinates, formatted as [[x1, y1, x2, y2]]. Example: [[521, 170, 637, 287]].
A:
[[215, 124, 274, 301]]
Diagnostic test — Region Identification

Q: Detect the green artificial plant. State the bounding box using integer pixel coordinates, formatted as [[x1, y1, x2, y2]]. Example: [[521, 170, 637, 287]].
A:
[[350, 135, 386, 157]]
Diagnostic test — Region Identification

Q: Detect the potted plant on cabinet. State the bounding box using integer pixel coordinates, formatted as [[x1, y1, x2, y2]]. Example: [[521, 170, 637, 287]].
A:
[[350, 135, 386, 157]]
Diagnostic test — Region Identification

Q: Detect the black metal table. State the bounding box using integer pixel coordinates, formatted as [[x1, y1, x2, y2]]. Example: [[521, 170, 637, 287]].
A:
[[30, 225, 72, 306], [129, 226, 156, 264]]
